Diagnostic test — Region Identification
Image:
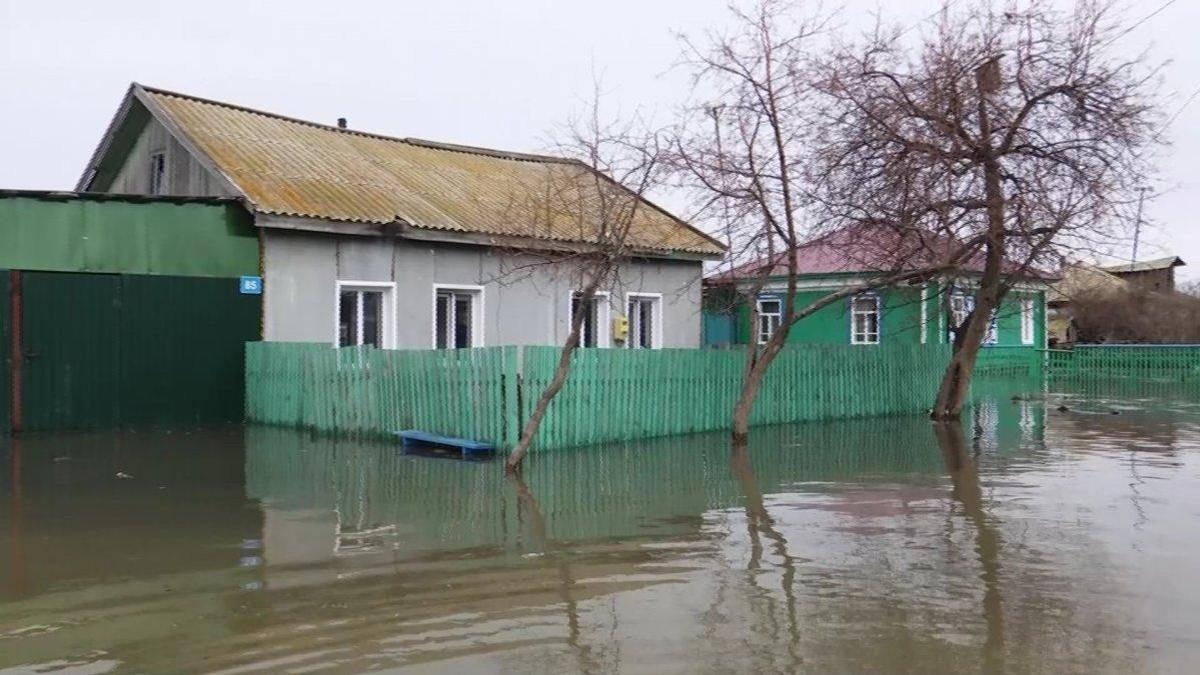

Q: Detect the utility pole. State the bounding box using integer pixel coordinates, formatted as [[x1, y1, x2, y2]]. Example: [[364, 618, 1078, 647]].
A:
[[1131, 187, 1150, 265]]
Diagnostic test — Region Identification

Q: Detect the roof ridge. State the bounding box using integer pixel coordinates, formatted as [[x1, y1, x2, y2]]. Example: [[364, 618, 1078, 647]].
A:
[[400, 137, 578, 164], [136, 83, 577, 166]]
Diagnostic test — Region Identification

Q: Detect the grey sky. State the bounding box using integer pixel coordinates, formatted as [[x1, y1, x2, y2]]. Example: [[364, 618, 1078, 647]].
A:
[[2, 0, 1196, 279]]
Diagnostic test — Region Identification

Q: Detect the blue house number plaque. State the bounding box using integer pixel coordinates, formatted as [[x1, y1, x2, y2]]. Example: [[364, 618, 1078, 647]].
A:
[[240, 276, 263, 295]]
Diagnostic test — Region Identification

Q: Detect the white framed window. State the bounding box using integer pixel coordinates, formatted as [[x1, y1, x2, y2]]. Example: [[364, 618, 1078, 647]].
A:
[[433, 284, 484, 349], [570, 290, 611, 348], [949, 291, 972, 342], [850, 294, 881, 345], [1020, 296, 1035, 345], [948, 291, 998, 345], [148, 151, 167, 195], [985, 309, 999, 345], [920, 283, 929, 344], [335, 281, 395, 348], [625, 293, 662, 349], [756, 297, 782, 345]]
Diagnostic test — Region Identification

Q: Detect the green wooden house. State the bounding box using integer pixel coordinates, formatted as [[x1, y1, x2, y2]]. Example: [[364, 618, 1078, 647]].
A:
[[702, 227, 1051, 351]]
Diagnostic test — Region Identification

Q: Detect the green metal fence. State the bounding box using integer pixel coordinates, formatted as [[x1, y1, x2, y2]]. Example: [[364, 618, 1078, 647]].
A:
[[1048, 345, 1200, 382], [247, 342, 1025, 452]]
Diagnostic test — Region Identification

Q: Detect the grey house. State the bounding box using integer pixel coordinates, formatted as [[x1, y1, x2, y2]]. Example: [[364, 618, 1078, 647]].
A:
[[79, 84, 724, 350]]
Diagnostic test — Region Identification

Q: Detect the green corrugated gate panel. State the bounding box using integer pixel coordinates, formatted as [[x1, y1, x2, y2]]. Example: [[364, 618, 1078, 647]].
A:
[[13, 271, 260, 432], [118, 274, 261, 426], [0, 270, 10, 435], [0, 196, 258, 278], [21, 272, 122, 431]]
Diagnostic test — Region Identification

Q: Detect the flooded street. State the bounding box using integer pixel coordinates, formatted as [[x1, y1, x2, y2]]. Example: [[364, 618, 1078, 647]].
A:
[[3, 385, 1200, 674]]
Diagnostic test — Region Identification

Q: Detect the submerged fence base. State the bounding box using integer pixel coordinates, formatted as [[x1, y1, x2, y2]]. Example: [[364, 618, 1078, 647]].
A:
[[245, 342, 1045, 453]]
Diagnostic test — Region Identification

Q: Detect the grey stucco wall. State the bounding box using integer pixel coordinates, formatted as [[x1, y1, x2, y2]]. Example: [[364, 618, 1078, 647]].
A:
[[261, 227, 705, 349]]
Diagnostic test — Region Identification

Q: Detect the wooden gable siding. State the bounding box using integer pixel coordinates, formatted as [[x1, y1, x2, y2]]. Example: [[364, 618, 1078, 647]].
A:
[[106, 112, 230, 198]]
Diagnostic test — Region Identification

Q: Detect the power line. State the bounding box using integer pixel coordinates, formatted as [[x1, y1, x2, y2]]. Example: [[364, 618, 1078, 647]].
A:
[[1161, 85, 1200, 131], [897, 0, 966, 37], [1100, 0, 1178, 48]]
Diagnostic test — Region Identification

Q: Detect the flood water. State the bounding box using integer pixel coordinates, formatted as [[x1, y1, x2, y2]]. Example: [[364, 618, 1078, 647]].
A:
[[3, 382, 1200, 674]]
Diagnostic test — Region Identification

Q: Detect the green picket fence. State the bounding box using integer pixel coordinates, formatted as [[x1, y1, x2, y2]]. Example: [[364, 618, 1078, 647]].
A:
[[245, 342, 519, 448], [975, 346, 1045, 379], [248, 342, 1017, 452], [518, 344, 954, 450], [1048, 345, 1200, 382]]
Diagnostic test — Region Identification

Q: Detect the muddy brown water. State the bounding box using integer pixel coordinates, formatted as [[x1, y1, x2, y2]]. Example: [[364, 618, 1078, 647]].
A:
[[3, 382, 1200, 674]]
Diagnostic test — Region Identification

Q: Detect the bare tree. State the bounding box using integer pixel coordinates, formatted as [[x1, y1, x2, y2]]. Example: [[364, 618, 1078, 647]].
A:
[[672, 1, 979, 444], [811, 0, 1162, 419], [1072, 285, 1200, 343], [504, 99, 682, 472]]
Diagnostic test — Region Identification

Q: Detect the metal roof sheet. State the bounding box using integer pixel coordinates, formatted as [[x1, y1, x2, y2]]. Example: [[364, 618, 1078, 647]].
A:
[[139, 87, 724, 256], [1098, 256, 1186, 274], [706, 225, 1055, 282]]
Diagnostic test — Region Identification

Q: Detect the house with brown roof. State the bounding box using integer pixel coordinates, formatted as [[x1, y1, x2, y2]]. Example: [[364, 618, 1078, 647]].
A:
[[78, 83, 725, 350], [702, 226, 1051, 350]]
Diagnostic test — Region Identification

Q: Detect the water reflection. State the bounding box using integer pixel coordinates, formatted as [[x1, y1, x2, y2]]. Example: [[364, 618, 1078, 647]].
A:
[[2, 385, 1199, 673], [935, 421, 1004, 673]]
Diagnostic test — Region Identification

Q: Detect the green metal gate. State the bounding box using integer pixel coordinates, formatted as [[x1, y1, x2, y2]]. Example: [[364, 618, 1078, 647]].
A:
[[6, 270, 260, 432], [20, 272, 122, 431]]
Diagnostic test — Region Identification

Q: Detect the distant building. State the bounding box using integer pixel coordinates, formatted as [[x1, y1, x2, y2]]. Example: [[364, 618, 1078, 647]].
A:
[[702, 225, 1051, 350], [77, 83, 725, 351], [1046, 264, 1129, 346], [1099, 256, 1186, 293], [1049, 256, 1195, 344]]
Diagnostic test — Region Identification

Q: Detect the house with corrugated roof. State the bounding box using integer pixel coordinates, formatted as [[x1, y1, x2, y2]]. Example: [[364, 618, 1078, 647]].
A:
[[702, 225, 1051, 350], [78, 83, 725, 351], [1099, 256, 1186, 293]]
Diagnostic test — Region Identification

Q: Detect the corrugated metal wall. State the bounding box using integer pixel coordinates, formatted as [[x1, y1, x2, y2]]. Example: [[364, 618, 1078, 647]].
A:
[[0, 196, 257, 278], [21, 272, 122, 431], [7, 271, 260, 432], [118, 274, 260, 427], [1, 271, 10, 435]]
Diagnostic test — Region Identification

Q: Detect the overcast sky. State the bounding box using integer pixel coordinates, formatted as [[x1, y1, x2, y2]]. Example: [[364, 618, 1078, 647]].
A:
[[3, 0, 1196, 279]]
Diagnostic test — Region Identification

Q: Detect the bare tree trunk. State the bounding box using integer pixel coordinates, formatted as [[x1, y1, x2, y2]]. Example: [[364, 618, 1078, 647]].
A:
[[930, 238, 1006, 418], [506, 279, 600, 473], [736, 265, 957, 438], [731, 333, 787, 445], [931, 66, 1007, 420]]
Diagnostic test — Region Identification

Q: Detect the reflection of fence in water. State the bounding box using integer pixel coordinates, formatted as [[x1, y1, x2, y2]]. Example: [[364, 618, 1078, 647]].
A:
[[244, 408, 1045, 553]]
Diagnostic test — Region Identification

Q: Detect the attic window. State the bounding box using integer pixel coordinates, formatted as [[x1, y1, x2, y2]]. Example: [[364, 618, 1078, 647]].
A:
[[148, 152, 167, 195]]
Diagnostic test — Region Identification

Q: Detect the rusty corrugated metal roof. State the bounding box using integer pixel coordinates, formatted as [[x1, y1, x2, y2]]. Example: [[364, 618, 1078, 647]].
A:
[[140, 86, 724, 256], [706, 224, 1056, 282], [1099, 256, 1186, 274]]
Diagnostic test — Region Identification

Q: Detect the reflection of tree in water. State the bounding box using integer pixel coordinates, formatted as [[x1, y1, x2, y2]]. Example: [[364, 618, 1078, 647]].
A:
[[237, 393, 1161, 673], [694, 402, 1147, 674], [238, 419, 954, 672], [936, 420, 1005, 674]]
